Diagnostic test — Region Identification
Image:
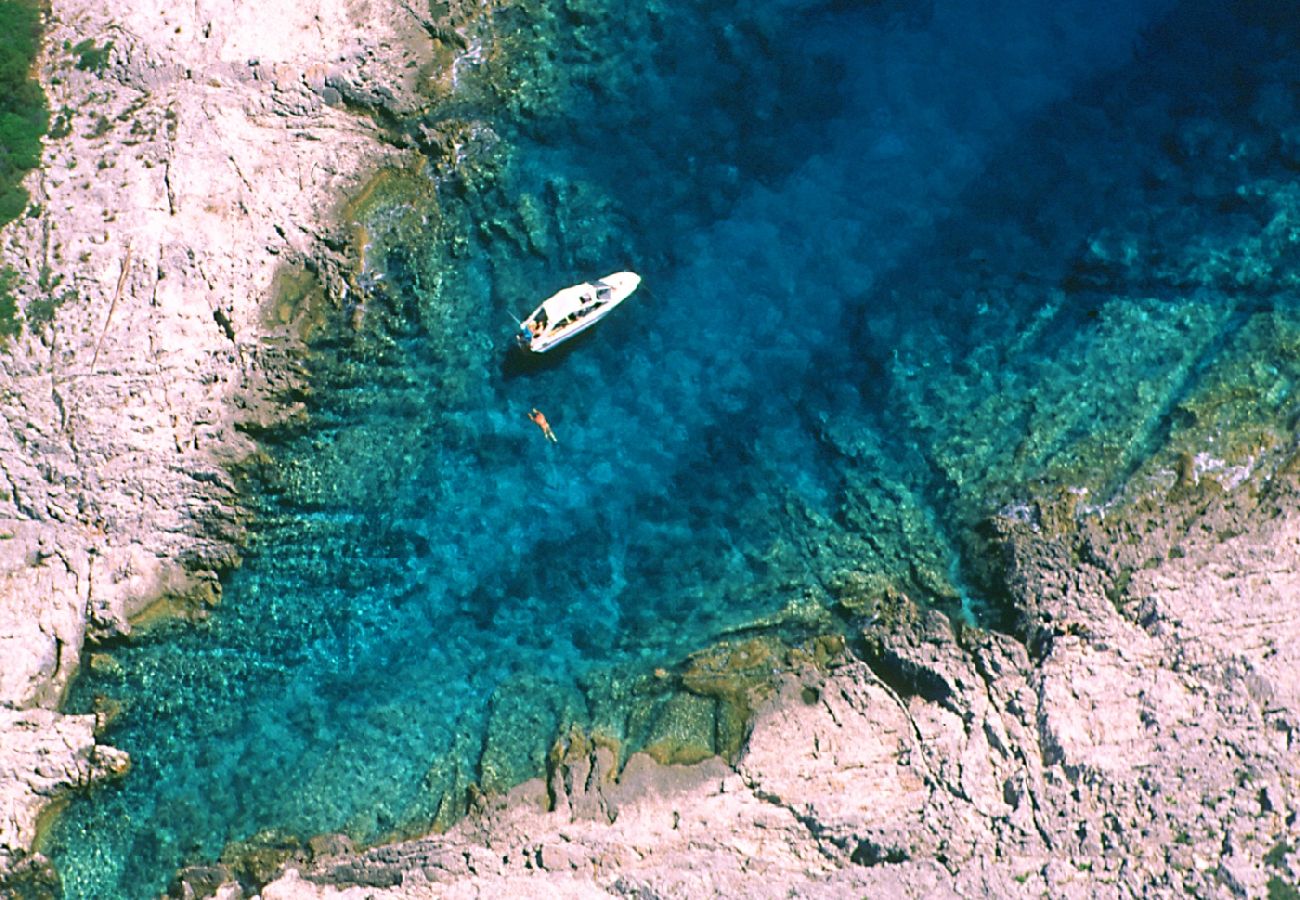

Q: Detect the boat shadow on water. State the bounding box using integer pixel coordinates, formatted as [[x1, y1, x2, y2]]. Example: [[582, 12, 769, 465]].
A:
[[499, 325, 603, 380]]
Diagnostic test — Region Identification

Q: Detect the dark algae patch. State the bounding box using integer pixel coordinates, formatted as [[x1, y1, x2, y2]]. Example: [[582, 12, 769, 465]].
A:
[[44, 0, 1300, 897], [0, 0, 47, 226]]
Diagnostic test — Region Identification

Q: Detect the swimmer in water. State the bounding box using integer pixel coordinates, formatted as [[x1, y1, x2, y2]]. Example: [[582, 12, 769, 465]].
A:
[[528, 407, 558, 443]]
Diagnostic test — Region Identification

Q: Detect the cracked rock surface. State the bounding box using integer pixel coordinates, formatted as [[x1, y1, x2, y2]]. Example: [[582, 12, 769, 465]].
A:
[[252, 466, 1300, 898], [4, 0, 1300, 896], [0, 0, 425, 881]]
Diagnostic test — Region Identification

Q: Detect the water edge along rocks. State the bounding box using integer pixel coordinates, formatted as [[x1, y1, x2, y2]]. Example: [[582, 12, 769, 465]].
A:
[[2, 1, 1300, 897], [0, 0, 459, 886], [250, 451, 1300, 898]]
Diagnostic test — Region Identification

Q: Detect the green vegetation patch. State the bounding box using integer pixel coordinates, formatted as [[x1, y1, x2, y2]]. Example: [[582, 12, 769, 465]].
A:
[[0, 0, 47, 227], [25, 287, 71, 330], [1269, 876, 1300, 900], [70, 37, 113, 74], [0, 266, 22, 340]]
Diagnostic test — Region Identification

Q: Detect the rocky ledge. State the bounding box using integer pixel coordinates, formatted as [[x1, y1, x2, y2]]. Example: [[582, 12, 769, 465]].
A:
[[241, 455, 1300, 899], [3, 1, 1300, 898], [0, 0, 451, 883]]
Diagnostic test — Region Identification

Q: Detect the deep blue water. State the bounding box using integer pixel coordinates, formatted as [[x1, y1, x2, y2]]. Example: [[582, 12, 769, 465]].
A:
[[46, 0, 1300, 896]]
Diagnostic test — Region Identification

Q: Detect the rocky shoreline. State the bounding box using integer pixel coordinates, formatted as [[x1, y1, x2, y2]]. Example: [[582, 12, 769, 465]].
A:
[[0, 0, 444, 888], [2, 1, 1300, 898], [222, 446, 1298, 899]]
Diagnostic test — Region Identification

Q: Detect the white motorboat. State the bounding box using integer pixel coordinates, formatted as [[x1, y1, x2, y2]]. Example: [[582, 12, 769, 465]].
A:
[[515, 271, 641, 353]]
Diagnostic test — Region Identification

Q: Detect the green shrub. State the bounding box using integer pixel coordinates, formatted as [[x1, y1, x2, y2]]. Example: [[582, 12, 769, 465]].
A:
[[1268, 877, 1300, 900], [0, 2, 40, 85], [71, 37, 113, 73], [0, 266, 22, 340], [0, 0, 46, 229], [26, 287, 72, 329], [1268, 841, 1295, 869], [47, 106, 70, 139], [0, 183, 26, 223], [86, 113, 111, 138]]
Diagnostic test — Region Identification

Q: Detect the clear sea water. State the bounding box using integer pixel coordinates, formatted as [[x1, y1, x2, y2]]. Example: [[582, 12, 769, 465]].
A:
[[45, 1, 1300, 896]]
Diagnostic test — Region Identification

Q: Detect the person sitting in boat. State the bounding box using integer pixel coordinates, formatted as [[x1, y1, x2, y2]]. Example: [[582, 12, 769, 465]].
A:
[[528, 308, 549, 336]]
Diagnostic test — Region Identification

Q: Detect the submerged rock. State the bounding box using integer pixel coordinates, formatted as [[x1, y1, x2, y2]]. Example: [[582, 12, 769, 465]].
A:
[[12, 0, 1300, 896], [250, 449, 1300, 896], [0, 0, 434, 882]]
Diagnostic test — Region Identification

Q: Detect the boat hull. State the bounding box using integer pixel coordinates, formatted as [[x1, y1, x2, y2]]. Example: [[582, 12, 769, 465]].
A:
[[517, 271, 641, 353]]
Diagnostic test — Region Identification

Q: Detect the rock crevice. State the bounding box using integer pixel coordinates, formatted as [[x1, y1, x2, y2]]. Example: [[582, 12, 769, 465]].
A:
[[0, 0, 432, 883], [252, 472, 1300, 898]]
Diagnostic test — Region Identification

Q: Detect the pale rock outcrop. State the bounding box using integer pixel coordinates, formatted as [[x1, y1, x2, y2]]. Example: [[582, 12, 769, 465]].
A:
[[3, 0, 1298, 895], [0, 0, 440, 880], [252, 467, 1300, 898], [0, 707, 128, 870]]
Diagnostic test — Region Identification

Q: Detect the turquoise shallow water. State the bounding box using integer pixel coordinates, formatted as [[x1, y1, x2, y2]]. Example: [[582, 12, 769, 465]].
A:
[[45, 0, 1300, 896]]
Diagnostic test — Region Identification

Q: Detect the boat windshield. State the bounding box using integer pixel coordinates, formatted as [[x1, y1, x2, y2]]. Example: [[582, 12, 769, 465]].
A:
[[540, 286, 591, 323]]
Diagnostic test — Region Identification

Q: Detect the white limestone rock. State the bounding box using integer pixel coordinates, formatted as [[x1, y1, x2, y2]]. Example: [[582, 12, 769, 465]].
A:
[[0, 706, 128, 874], [257, 474, 1300, 899], [0, 0, 429, 880]]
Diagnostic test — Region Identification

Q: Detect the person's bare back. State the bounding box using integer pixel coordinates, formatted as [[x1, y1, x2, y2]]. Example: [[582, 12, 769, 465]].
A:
[[528, 408, 558, 443]]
